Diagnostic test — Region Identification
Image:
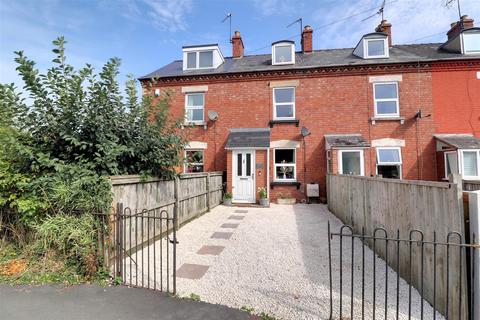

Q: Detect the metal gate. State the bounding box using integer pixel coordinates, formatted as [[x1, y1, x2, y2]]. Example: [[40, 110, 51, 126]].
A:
[[96, 203, 177, 294], [327, 223, 477, 320]]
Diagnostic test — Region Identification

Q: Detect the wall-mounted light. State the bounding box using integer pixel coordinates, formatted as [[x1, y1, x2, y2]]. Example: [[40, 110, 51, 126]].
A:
[[154, 88, 160, 97]]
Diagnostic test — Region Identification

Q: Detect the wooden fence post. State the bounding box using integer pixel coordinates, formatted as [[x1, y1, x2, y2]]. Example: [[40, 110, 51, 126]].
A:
[[206, 172, 211, 212], [174, 176, 180, 231]]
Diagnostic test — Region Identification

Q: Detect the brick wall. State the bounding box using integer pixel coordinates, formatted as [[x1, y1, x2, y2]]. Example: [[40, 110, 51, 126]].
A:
[[147, 69, 449, 200]]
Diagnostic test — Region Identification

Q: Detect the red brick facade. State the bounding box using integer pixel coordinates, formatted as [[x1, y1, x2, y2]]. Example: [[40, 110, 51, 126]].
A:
[[142, 60, 480, 203]]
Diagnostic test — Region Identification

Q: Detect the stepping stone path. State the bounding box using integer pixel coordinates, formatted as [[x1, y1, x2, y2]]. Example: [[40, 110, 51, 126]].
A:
[[176, 208, 248, 280], [176, 263, 209, 280]]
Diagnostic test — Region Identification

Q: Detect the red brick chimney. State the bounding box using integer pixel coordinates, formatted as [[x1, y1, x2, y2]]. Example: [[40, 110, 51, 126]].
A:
[[232, 31, 244, 58], [301, 25, 313, 53], [447, 15, 474, 40], [375, 20, 392, 47]]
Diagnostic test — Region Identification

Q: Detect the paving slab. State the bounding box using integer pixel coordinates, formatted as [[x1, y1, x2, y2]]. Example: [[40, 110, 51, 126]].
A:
[[221, 223, 239, 228], [197, 245, 225, 256], [211, 232, 233, 239], [176, 263, 210, 280], [0, 285, 253, 320], [228, 215, 244, 220], [234, 209, 248, 213]]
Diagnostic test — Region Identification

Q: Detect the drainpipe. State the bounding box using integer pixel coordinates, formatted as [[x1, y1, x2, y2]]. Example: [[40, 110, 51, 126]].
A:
[[267, 148, 270, 199]]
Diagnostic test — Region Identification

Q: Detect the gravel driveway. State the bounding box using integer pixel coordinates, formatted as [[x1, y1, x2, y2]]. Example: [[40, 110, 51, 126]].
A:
[[131, 204, 443, 320]]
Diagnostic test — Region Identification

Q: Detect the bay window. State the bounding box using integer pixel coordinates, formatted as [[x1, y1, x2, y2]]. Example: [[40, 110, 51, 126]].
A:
[[274, 149, 296, 181], [376, 147, 402, 179], [461, 150, 480, 179], [339, 150, 364, 175]]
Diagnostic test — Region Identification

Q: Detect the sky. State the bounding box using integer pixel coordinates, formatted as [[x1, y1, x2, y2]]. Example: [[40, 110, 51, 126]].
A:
[[1, 0, 479, 93]]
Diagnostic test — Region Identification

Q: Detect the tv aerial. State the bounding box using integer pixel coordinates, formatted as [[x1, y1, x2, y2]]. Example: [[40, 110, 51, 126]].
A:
[[221, 13, 232, 43], [361, 0, 386, 22]]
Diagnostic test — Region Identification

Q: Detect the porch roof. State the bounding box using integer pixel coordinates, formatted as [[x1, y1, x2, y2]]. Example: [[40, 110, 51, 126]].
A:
[[325, 134, 370, 149], [434, 134, 480, 149], [225, 128, 270, 149]]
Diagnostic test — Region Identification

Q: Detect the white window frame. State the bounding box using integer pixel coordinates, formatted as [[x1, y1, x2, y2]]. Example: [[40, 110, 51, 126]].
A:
[[184, 92, 205, 124], [273, 148, 296, 181], [364, 38, 389, 59], [185, 50, 214, 70], [184, 149, 204, 173], [462, 32, 480, 55], [444, 150, 459, 180], [273, 87, 295, 120], [338, 149, 365, 176], [376, 146, 402, 178], [272, 43, 295, 65], [460, 149, 480, 180], [373, 82, 399, 117]]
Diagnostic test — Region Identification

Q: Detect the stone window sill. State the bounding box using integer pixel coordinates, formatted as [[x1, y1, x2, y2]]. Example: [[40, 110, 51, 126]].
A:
[[269, 119, 300, 128], [270, 181, 301, 189], [182, 122, 207, 129], [370, 117, 405, 125]]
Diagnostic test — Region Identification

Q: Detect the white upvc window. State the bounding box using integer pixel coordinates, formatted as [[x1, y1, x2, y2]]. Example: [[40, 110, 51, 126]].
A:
[[338, 150, 364, 176], [272, 42, 295, 65], [185, 50, 214, 70], [463, 32, 480, 54], [373, 82, 399, 117], [365, 38, 389, 58], [273, 87, 295, 119], [185, 93, 204, 123], [274, 149, 296, 181], [184, 150, 204, 173], [376, 147, 402, 179], [460, 149, 480, 179], [444, 151, 459, 179]]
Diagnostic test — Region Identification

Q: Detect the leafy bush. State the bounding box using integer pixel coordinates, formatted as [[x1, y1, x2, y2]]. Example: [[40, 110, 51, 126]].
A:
[[0, 37, 187, 282]]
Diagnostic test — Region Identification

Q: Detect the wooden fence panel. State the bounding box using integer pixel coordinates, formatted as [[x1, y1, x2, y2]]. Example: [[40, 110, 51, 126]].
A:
[[109, 172, 223, 251], [327, 174, 467, 319]]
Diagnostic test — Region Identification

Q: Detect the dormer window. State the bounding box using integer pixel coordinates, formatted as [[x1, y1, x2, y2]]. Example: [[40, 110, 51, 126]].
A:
[[366, 39, 387, 57], [463, 29, 480, 54], [182, 44, 224, 71], [272, 41, 295, 65], [353, 33, 389, 59]]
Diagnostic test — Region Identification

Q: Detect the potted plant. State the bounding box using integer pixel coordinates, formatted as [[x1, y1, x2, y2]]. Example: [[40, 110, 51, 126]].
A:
[[277, 192, 296, 205], [223, 192, 233, 206], [258, 187, 269, 206]]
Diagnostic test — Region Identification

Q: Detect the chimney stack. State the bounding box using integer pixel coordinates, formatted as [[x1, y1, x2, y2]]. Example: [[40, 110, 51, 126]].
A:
[[447, 15, 474, 40], [375, 20, 392, 47], [232, 31, 244, 58], [301, 25, 313, 53]]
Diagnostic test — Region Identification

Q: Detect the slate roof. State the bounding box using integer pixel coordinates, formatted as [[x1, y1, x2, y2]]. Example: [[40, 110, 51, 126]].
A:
[[226, 128, 270, 149], [325, 134, 370, 149], [434, 134, 480, 149], [139, 43, 479, 80]]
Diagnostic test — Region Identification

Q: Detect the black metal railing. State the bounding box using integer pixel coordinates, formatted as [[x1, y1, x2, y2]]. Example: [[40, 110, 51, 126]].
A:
[[95, 203, 177, 294], [328, 222, 477, 320]]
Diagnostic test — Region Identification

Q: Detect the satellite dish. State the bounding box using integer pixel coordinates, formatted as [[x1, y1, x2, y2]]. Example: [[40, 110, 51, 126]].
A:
[[208, 110, 219, 121], [301, 126, 311, 137]]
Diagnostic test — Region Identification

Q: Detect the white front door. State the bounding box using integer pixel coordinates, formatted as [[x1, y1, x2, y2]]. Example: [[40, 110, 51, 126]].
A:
[[233, 150, 255, 203]]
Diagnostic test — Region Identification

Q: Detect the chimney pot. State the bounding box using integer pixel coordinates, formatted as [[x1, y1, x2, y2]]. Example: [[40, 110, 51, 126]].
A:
[[375, 20, 392, 47], [232, 30, 244, 58], [301, 25, 313, 53], [447, 15, 474, 40]]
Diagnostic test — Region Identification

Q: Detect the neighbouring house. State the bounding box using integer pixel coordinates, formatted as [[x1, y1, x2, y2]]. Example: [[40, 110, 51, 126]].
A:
[[139, 16, 480, 203]]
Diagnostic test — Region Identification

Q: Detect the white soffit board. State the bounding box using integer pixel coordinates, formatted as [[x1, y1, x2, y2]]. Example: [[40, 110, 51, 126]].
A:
[[185, 141, 208, 149], [182, 85, 208, 93], [372, 138, 405, 147], [369, 75, 403, 83], [270, 140, 301, 148]]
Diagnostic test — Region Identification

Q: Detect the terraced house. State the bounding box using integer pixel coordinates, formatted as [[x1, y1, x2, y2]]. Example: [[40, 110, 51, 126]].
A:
[[140, 16, 480, 203]]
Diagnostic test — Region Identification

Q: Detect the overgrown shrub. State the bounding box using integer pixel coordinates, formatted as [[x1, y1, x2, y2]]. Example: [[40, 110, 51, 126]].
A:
[[0, 37, 188, 282], [31, 214, 98, 277]]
